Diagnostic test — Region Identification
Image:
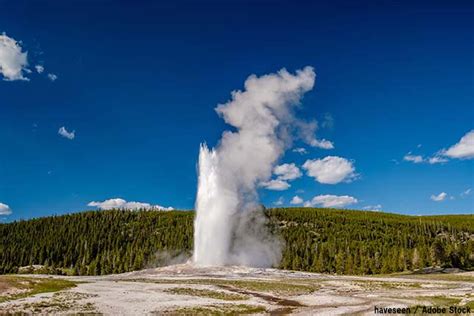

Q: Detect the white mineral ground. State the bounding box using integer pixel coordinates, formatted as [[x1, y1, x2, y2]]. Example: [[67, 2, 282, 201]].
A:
[[0, 264, 472, 315]]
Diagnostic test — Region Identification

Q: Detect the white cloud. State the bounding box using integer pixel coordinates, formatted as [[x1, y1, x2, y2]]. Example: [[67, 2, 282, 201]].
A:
[[461, 188, 471, 197], [273, 163, 302, 181], [58, 126, 75, 140], [0, 33, 29, 81], [304, 194, 358, 208], [273, 197, 284, 206], [403, 152, 448, 165], [47, 73, 58, 81], [427, 156, 448, 164], [442, 130, 474, 159], [403, 154, 423, 163], [88, 198, 173, 211], [0, 203, 12, 215], [290, 195, 304, 205], [260, 179, 290, 191], [262, 163, 301, 191], [292, 147, 307, 154], [430, 192, 447, 202], [362, 204, 382, 211], [35, 64, 44, 73], [296, 120, 334, 149], [303, 156, 356, 184], [309, 139, 334, 149]]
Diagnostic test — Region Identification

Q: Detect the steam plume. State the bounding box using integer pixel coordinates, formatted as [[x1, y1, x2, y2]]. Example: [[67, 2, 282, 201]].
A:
[[193, 67, 316, 267]]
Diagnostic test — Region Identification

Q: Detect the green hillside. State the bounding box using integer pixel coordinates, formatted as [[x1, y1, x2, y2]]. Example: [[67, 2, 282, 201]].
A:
[[0, 208, 472, 275]]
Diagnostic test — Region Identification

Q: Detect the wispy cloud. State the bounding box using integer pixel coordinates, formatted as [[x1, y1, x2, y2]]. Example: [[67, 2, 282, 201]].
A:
[[430, 192, 447, 202], [35, 64, 44, 74], [292, 147, 307, 154], [403, 154, 423, 163], [362, 204, 382, 211], [58, 126, 75, 140], [296, 120, 334, 149], [47, 73, 58, 81], [273, 197, 284, 206], [303, 156, 357, 184], [88, 198, 173, 210], [403, 153, 447, 164]]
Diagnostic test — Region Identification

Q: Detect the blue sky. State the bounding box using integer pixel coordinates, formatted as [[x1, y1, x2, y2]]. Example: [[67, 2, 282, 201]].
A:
[[1, 0, 473, 220]]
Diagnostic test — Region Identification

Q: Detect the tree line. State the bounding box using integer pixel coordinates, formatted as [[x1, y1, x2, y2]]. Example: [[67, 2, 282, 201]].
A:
[[0, 208, 472, 275]]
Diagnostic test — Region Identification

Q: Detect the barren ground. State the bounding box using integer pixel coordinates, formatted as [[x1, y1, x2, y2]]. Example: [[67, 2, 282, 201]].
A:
[[0, 264, 472, 315]]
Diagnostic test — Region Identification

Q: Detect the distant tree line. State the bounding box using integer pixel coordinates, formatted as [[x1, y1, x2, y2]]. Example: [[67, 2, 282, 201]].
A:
[[0, 208, 472, 275]]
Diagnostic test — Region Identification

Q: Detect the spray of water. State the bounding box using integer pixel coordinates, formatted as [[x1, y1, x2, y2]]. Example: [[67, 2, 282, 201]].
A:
[[193, 67, 316, 267]]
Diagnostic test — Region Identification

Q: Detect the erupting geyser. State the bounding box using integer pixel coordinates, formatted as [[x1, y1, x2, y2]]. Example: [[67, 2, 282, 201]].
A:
[[193, 66, 316, 267]]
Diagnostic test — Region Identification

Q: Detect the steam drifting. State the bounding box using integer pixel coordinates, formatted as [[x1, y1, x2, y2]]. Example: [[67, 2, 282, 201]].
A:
[[193, 67, 316, 267]]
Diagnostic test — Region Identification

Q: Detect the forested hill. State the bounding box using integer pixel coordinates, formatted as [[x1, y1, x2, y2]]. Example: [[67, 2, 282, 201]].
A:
[[0, 208, 473, 276]]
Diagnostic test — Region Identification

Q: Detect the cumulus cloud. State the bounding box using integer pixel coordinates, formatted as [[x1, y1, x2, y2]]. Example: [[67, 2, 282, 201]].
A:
[[262, 163, 302, 191], [273, 163, 302, 181], [403, 154, 423, 163], [442, 130, 474, 159], [304, 194, 358, 208], [58, 126, 75, 140], [290, 195, 304, 205], [88, 198, 173, 210], [0, 203, 12, 215], [430, 192, 447, 202], [292, 147, 307, 154], [35, 64, 44, 73], [0, 33, 29, 81], [260, 179, 290, 191], [362, 204, 382, 211], [303, 156, 357, 184]]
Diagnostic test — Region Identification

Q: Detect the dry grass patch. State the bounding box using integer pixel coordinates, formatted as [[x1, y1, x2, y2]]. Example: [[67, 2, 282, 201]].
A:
[[158, 304, 266, 315], [165, 287, 248, 301]]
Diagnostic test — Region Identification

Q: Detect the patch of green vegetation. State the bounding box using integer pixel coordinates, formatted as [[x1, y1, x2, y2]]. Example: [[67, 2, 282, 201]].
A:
[[397, 273, 474, 283], [128, 278, 318, 295], [0, 276, 76, 303], [159, 304, 266, 315], [1, 208, 473, 276], [165, 287, 248, 300], [351, 280, 422, 290]]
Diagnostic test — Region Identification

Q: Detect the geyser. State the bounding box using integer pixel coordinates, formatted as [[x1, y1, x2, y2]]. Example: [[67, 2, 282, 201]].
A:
[[193, 66, 316, 267]]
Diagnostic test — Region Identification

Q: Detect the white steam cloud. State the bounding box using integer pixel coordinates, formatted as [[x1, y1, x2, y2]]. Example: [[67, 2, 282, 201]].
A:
[[194, 66, 316, 267]]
